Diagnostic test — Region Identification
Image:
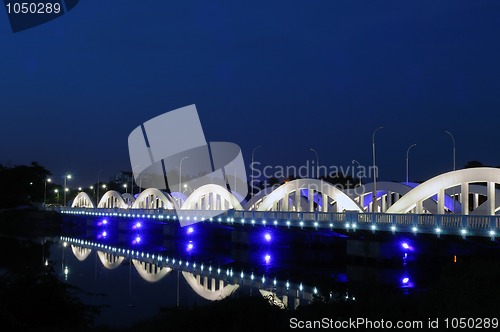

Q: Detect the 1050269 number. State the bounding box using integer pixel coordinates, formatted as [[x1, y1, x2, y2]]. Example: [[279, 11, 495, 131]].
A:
[[444, 318, 498, 329], [5, 2, 61, 14]]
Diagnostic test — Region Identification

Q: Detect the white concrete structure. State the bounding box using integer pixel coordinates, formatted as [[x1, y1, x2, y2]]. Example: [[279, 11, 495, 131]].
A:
[[98, 190, 128, 209], [387, 168, 500, 215], [97, 251, 125, 270], [71, 192, 95, 208], [256, 179, 363, 212], [182, 271, 239, 301], [71, 245, 92, 261], [132, 188, 176, 209], [132, 260, 172, 283], [181, 184, 243, 211]]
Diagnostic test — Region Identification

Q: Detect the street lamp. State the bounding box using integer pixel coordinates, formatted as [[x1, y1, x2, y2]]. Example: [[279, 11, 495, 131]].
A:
[[444, 130, 456, 212], [251, 145, 262, 197], [63, 174, 71, 207], [444, 130, 456, 172], [54, 189, 59, 204], [123, 183, 128, 193], [352, 160, 362, 186], [406, 144, 417, 185], [372, 126, 384, 212], [97, 169, 103, 206], [44, 178, 51, 206], [309, 148, 319, 179], [179, 156, 189, 192]]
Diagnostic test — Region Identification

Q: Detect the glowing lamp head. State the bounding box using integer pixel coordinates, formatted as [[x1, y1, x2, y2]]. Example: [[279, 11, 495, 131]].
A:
[[264, 233, 271, 242], [102, 219, 108, 225], [187, 242, 194, 251], [264, 254, 271, 263], [187, 227, 194, 234], [102, 231, 107, 237], [135, 222, 142, 229], [402, 242, 409, 250], [402, 277, 409, 284], [135, 236, 141, 243]]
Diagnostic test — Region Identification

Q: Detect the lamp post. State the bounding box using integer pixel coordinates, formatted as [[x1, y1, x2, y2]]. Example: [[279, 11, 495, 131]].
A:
[[352, 160, 362, 186], [309, 148, 319, 179], [444, 130, 456, 212], [179, 156, 189, 192], [251, 145, 262, 197], [44, 178, 51, 206], [63, 174, 71, 207], [97, 169, 103, 205], [372, 126, 384, 212], [123, 184, 128, 194], [54, 189, 59, 204], [406, 144, 417, 185]]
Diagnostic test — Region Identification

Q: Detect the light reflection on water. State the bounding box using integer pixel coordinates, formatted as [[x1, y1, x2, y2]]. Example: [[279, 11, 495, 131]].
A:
[[52, 216, 421, 327]]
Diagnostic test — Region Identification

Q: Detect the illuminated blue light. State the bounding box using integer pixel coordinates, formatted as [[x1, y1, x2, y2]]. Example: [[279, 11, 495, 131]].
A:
[[371, 225, 376, 230], [135, 236, 141, 243], [264, 233, 271, 242], [187, 227, 194, 234], [402, 242, 409, 250], [461, 229, 467, 235], [345, 223, 350, 228], [264, 254, 271, 264], [402, 277, 409, 284], [102, 219, 108, 225], [436, 227, 442, 233], [299, 221, 304, 227], [391, 225, 396, 231], [102, 231, 107, 237], [286, 221, 291, 226], [274, 220, 278, 225], [187, 242, 193, 251], [412, 227, 418, 232], [314, 222, 318, 227]]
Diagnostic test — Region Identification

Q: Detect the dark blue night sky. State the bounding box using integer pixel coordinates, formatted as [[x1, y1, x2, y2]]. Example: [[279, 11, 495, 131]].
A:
[[1, 0, 500, 187]]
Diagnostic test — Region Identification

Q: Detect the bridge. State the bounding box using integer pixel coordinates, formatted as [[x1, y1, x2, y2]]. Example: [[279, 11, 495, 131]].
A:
[[62, 167, 500, 239], [62, 236, 314, 309]]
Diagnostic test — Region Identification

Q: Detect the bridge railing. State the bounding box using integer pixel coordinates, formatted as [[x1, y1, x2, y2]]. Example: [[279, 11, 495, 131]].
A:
[[60, 207, 499, 237]]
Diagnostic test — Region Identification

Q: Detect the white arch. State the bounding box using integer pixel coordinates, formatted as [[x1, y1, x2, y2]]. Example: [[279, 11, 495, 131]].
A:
[[131, 188, 175, 209], [71, 192, 95, 208], [71, 245, 92, 261], [181, 184, 243, 211], [97, 251, 125, 270], [132, 260, 172, 283], [98, 190, 128, 209], [256, 179, 362, 212], [344, 181, 450, 214], [182, 271, 239, 301], [387, 167, 500, 215]]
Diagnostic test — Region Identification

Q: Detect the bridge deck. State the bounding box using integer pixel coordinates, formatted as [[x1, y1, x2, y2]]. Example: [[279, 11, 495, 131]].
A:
[[58, 207, 499, 239]]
